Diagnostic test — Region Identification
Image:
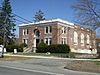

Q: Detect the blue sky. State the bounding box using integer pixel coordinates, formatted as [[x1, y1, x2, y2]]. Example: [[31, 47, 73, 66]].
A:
[[0, 0, 100, 38]]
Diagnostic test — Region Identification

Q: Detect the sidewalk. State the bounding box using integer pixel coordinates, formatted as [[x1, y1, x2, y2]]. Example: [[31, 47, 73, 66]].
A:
[[4, 53, 100, 61]]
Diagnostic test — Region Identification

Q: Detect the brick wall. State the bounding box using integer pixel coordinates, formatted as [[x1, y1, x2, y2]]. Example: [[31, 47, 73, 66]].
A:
[[19, 22, 97, 53]]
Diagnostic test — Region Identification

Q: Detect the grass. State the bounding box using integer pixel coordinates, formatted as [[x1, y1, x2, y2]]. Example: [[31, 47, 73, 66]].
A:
[[0, 56, 32, 61], [64, 60, 100, 73], [81, 59, 100, 65], [95, 61, 100, 65], [18, 52, 50, 56], [90, 60, 100, 65], [7, 52, 69, 58]]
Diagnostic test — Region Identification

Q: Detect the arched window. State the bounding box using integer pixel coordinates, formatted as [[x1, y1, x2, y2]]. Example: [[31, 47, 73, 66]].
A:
[[81, 33, 84, 46], [34, 29, 40, 38], [87, 34, 90, 44], [74, 31, 78, 45]]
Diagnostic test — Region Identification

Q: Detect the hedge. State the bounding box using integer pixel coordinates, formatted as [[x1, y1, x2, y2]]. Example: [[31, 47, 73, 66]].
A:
[[36, 44, 70, 53], [6, 44, 26, 52]]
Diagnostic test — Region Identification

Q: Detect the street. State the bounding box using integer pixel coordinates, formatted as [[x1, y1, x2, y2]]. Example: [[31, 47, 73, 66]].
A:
[[0, 66, 53, 75], [0, 57, 100, 75]]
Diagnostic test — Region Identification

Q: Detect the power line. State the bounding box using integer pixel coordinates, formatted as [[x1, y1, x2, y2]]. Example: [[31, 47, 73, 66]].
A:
[[12, 13, 33, 23], [15, 18, 28, 24]]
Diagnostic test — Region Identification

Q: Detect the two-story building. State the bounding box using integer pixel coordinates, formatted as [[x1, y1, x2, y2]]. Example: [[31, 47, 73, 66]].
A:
[[19, 18, 97, 54]]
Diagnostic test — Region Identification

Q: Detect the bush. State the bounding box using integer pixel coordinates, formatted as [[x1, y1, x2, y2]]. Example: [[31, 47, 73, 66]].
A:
[[6, 44, 23, 52], [20, 43, 27, 48], [37, 44, 70, 53], [36, 41, 48, 53]]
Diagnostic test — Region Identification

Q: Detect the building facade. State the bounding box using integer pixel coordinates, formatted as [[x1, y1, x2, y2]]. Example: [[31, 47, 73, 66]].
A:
[[19, 18, 97, 54]]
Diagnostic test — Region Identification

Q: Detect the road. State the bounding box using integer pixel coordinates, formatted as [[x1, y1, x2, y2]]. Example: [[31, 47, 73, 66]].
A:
[[0, 66, 54, 75], [0, 57, 100, 75]]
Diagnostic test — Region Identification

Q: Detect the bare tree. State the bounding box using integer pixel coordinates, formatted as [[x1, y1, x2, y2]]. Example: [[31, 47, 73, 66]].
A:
[[72, 0, 100, 30]]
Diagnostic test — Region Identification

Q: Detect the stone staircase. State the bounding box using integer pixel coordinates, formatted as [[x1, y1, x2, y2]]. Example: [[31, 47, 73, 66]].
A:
[[23, 47, 32, 53]]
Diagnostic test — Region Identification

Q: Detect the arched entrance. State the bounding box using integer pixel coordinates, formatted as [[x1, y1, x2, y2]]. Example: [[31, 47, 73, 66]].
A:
[[33, 29, 40, 52]]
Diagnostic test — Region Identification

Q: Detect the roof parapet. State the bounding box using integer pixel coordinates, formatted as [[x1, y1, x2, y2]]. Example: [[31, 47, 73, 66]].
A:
[[19, 18, 74, 27]]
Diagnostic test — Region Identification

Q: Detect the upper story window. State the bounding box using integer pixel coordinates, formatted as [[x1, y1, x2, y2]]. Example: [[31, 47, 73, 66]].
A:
[[62, 27, 66, 34], [45, 26, 52, 34], [26, 29, 28, 34], [50, 26, 52, 33], [23, 29, 28, 35]]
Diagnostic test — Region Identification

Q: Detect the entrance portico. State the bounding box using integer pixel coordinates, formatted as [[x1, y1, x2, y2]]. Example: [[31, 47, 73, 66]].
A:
[[33, 29, 40, 52]]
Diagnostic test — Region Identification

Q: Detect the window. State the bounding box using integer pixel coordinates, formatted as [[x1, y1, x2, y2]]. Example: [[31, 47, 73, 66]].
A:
[[23, 39, 28, 44], [23, 29, 28, 35], [74, 31, 78, 45], [46, 27, 48, 33], [23, 29, 25, 35], [50, 26, 52, 33], [62, 27, 66, 34], [44, 38, 52, 45], [62, 38, 66, 44], [23, 39, 25, 43], [62, 38, 63, 44], [49, 38, 52, 45], [87, 34, 90, 44], [26, 29, 28, 34], [81, 33, 84, 46], [25, 39, 28, 44], [45, 38, 48, 44], [45, 26, 52, 34], [64, 27, 66, 33]]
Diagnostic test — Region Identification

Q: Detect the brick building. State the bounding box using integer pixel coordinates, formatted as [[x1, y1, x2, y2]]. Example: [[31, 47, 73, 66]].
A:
[[19, 18, 97, 54]]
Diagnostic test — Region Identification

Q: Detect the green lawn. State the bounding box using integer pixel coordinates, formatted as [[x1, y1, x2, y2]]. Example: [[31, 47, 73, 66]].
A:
[[8, 52, 69, 58], [0, 56, 32, 61]]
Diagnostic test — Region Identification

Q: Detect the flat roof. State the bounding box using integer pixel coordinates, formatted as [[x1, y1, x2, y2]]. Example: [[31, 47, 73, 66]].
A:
[[19, 18, 74, 27]]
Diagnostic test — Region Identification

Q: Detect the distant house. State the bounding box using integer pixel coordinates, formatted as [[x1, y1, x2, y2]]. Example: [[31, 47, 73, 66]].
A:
[[19, 18, 97, 54]]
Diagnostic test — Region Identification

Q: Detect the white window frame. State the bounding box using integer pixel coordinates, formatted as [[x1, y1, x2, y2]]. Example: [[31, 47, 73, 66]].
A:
[[87, 34, 90, 44], [23, 39, 28, 44], [23, 29, 28, 35], [74, 31, 78, 45], [62, 37, 66, 44], [62, 27, 66, 34], [81, 33, 84, 46], [26, 29, 28, 35], [44, 38, 52, 45], [23, 29, 25, 35], [45, 26, 52, 34], [25, 39, 28, 44]]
